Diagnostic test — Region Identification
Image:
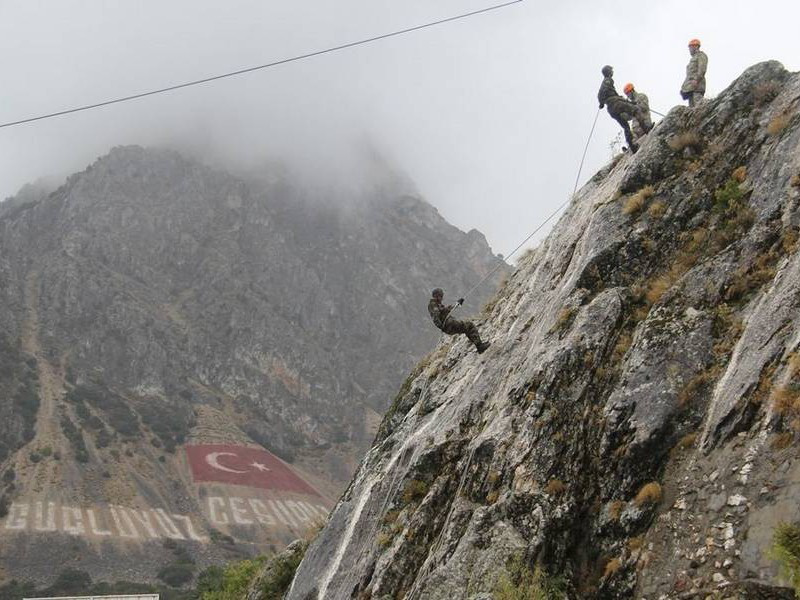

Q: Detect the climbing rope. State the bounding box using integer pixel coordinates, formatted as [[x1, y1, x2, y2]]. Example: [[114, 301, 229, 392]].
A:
[[405, 444, 478, 600], [445, 107, 601, 316], [0, 0, 522, 130]]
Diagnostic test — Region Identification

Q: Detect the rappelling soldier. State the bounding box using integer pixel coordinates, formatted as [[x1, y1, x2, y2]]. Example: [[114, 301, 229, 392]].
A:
[[598, 65, 649, 154], [624, 83, 654, 139], [681, 39, 708, 107], [428, 288, 491, 353]]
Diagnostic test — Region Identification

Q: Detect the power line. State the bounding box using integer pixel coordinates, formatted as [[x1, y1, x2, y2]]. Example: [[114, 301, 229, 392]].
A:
[[0, 0, 523, 130]]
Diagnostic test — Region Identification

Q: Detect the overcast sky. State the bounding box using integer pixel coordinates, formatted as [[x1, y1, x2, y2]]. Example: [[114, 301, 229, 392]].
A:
[[1, 0, 798, 255]]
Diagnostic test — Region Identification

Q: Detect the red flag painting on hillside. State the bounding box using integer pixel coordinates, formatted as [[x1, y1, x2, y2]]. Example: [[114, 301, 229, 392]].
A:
[[186, 445, 320, 496]]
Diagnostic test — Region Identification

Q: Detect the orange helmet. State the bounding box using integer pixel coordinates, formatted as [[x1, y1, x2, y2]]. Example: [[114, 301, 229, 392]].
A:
[[623, 83, 634, 94], [688, 38, 701, 47]]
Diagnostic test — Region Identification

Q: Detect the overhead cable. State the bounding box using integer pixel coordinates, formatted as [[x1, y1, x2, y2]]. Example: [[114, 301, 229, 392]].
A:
[[0, 0, 523, 130]]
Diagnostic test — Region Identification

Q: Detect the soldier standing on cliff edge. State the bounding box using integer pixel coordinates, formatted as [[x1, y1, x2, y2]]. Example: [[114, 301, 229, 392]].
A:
[[681, 38, 708, 107], [428, 288, 491, 353]]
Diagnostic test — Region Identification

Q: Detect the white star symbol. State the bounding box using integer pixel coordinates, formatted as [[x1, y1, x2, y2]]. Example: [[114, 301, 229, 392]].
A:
[[250, 461, 271, 473]]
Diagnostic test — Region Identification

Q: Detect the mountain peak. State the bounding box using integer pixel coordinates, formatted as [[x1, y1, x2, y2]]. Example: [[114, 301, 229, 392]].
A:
[[0, 145, 507, 589]]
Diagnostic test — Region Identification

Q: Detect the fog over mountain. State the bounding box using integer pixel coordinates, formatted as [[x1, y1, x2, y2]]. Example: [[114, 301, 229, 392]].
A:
[[2, 0, 798, 252], [0, 144, 506, 587]]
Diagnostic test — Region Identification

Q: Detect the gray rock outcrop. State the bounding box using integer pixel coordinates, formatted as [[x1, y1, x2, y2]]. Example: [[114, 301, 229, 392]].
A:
[[288, 61, 800, 599]]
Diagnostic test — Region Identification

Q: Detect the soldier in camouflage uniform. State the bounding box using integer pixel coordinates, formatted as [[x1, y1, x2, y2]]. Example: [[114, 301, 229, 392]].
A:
[[624, 83, 654, 140], [428, 288, 490, 353], [598, 65, 649, 154], [681, 39, 708, 107]]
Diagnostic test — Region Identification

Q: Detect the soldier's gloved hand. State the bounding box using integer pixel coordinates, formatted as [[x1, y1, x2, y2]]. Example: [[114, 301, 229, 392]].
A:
[[457, 298, 464, 306]]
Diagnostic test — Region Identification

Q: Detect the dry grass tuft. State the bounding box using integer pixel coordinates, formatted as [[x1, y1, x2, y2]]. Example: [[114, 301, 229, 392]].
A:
[[603, 558, 622, 579], [304, 518, 328, 543], [647, 200, 666, 218], [772, 432, 794, 450], [752, 80, 783, 105], [725, 252, 779, 303], [634, 482, 662, 507], [631, 305, 650, 323], [401, 479, 429, 505], [550, 307, 577, 334], [612, 444, 628, 459], [545, 479, 567, 496], [610, 331, 633, 365], [788, 352, 800, 379], [791, 175, 800, 188], [623, 185, 655, 216], [675, 432, 698, 451], [678, 369, 719, 408], [627, 536, 645, 552], [751, 362, 779, 409], [383, 510, 401, 525], [608, 500, 625, 521], [686, 159, 702, 172], [712, 305, 744, 358], [486, 490, 500, 504], [667, 131, 701, 152], [644, 273, 676, 306], [767, 112, 791, 136], [783, 228, 799, 254], [772, 385, 800, 432], [377, 531, 393, 547], [732, 166, 748, 182]]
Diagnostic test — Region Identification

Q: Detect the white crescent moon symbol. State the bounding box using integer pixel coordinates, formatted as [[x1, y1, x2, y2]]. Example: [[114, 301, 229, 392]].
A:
[[206, 452, 248, 474]]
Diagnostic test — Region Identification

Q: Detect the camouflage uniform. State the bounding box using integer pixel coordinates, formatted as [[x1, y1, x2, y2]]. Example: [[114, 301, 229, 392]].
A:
[[681, 50, 708, 107], [598, 76, 644, 151], [428, 298, 484, 349], [627, 90, 653, 139]]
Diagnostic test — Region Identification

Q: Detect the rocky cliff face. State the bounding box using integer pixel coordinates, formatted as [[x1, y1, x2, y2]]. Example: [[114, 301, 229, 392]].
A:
[[0, 147, 504, 586], [288, 61, 800, 599]]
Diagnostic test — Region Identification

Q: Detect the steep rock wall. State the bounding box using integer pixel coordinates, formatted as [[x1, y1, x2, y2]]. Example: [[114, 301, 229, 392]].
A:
[[289, 61, 800, 599]]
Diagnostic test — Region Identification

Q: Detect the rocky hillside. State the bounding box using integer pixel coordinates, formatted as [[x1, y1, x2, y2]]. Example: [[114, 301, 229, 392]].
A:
[[287, 61, 800, 599], [0, 147, 504, 587]]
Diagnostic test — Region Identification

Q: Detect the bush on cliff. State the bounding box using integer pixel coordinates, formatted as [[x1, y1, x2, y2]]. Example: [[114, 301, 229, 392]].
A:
[[771, 522, 800, 593], [199, 557, 265, 600], [494, 557, 566, 600]]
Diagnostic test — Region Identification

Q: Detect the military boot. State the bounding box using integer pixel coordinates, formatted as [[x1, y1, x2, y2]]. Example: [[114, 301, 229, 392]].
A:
[[477, 341, 492, 354]]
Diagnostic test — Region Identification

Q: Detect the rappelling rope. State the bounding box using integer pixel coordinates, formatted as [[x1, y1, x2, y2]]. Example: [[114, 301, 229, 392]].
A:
[[405, 444, 478, 600], [391, 109, 604, 598], [404, 110, 602, 596], [444, 107, 601, 319]]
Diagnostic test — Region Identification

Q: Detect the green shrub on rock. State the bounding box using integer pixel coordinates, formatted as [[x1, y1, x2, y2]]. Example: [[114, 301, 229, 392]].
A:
[[199, 558, 265, 600], [256, 540, 307, 600], [494, 557, 566, 600], [771, 522, 800, 593]]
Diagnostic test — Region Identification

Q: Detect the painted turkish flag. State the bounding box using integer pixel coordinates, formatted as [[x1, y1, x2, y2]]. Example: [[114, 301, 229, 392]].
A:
[[186, 445, 320, 496]]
